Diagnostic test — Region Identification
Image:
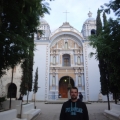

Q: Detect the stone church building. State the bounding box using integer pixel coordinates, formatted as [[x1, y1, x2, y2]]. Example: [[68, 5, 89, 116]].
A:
[[0, 12, 111, 101]]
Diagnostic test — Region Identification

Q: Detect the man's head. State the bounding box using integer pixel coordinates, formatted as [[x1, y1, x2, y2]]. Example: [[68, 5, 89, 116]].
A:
[[70, 87, 78, 101]]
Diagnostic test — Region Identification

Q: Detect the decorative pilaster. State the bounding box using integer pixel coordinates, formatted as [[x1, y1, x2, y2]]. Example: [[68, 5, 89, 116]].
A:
[[56, 55, 58, 64], [84, 43, 89, 101], [50, 55, 52, 64], [45, 45, 49, 101], [75, 74, 78, 86], [55, 73, 58, 91], [50, 74, 52, 87]]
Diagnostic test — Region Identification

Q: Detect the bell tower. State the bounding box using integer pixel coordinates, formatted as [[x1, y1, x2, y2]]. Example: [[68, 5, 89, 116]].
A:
[[81, 11, 96, 39]]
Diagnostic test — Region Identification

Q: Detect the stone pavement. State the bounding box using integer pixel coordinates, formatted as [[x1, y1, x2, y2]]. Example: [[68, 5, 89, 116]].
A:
[[35, 102, 111, 120]]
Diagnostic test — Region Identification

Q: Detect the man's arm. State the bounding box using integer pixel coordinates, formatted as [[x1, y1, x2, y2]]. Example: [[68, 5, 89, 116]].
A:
[[60, 103, 65, 120]]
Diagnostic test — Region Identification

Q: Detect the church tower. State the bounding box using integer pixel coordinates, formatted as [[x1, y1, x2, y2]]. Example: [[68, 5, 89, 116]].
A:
[[33, 18, 51, 101], [81, 11, 96, 39], [34, 18, 51, 41]]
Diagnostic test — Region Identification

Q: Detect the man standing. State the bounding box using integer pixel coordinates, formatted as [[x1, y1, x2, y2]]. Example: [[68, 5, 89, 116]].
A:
[[60, 87, 89, 120], [79, 92, 83, 102]]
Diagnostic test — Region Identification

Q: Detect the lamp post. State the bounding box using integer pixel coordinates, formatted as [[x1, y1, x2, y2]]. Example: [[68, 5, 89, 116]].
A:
[[68, 77, 72, 88], [67, 77, 72, 99]]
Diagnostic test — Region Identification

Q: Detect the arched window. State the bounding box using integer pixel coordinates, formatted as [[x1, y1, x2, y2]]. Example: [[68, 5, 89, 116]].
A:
[[7, 83, 17, 98], [62, 54, 70, 66], [52, 76, 55, 86], [78, 76, 82, 86], [65, 42, 68, 49], [77, 56, 81, 64], [53, 56, 56, 64], [91, 29, 96, 35]]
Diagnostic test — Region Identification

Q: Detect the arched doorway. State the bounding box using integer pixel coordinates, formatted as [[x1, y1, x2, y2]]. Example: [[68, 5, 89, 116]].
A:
[[91, 29, 96, 35], [7, 83, 17, 98], [59, 76, 74, 98]]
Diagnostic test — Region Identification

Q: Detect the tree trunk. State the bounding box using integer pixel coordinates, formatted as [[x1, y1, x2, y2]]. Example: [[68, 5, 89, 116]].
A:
[[34, 93, 36, 109], [20, 100, 22, 118], [27, 91, 29, 103], [107, 92, 110, 110], [114, 92, 117, 104], [9, 68, 14, 109]]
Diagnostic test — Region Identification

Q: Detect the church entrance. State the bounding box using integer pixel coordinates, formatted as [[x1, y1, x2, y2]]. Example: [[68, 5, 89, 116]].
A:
[[59, 76, 74, 98]]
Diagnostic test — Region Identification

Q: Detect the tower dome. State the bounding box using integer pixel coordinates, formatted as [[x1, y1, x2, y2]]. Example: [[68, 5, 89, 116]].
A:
[[40, 18, 48, 24], [81, 11, 96, 38], [34, 18, 51, 41]]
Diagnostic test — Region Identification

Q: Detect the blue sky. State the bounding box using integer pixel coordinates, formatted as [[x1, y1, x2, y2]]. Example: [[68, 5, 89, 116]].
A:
[[43, 0, 115, 32]]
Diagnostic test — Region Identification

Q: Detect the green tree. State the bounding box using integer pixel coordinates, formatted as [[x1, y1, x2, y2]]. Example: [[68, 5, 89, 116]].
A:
[[20, 59, 29, 96], [0, 0, 50, 78], [96, 9, 102, 36], [90, 17, 120, 105], [33, 67, 38, 108], [33, 67, 38, 94], [90, 11, 111, 109], [101, 0, 120, 17], [103, 12, 107, 27], [99, 12, 108, 96], [101, 0, 120, 103]]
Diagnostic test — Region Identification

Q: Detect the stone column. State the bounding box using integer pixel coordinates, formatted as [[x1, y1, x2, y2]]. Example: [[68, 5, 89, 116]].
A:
[[60, 54, 62, 64], [73, 54, 75, 65], [81, 74, 85, 91], [58, 55, 59, 64], [55, 74, 58, 91], [75, 43, 76, 48], [56, 55, 58, 64], [75, 55, 77, 65], [57, 43, 58, 48], [81, 74, 84, 86], [80, 54, 82, 63], [75, 74, 78, 86], [50, 55, 52, 64], [74, 55, 76, 65], [50, 74, 52, 89], [70, 54, 72, 65], [55, 73, 58, 99]]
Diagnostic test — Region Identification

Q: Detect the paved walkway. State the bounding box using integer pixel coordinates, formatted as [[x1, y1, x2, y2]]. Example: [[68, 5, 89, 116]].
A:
[[35, 102, 110, 120]]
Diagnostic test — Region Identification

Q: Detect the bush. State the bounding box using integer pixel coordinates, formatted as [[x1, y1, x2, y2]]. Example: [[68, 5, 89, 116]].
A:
[[0, 96, 6, 102]]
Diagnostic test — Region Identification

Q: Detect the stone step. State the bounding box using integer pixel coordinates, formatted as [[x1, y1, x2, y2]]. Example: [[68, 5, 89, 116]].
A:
[[45, 99, 91, 104]]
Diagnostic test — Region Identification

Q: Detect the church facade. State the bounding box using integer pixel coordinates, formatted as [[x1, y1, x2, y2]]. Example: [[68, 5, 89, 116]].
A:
[[0, 12, 110, 101]]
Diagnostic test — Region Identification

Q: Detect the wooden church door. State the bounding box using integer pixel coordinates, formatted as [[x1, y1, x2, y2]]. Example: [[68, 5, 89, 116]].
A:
[[59, 76, 74, 98]]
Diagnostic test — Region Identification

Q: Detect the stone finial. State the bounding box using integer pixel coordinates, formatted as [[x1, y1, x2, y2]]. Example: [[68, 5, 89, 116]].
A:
[[88, 11, 92, 17]]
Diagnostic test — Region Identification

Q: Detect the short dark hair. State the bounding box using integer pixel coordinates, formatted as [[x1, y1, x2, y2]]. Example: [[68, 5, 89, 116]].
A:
[[70, 87, 78, 93]]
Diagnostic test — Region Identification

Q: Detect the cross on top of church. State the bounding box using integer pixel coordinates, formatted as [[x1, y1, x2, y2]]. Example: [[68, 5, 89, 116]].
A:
[[88, 11, 92, 17], [63, 10, 69, 22]]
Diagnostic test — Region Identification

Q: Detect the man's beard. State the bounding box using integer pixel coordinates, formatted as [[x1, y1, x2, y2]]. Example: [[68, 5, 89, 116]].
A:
[[71, 96, 77, 100]]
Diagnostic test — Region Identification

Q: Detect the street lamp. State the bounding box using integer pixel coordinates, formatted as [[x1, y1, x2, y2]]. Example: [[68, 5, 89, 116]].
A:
[[67, 77, 72, 99], [67, 76, 72, 90]]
